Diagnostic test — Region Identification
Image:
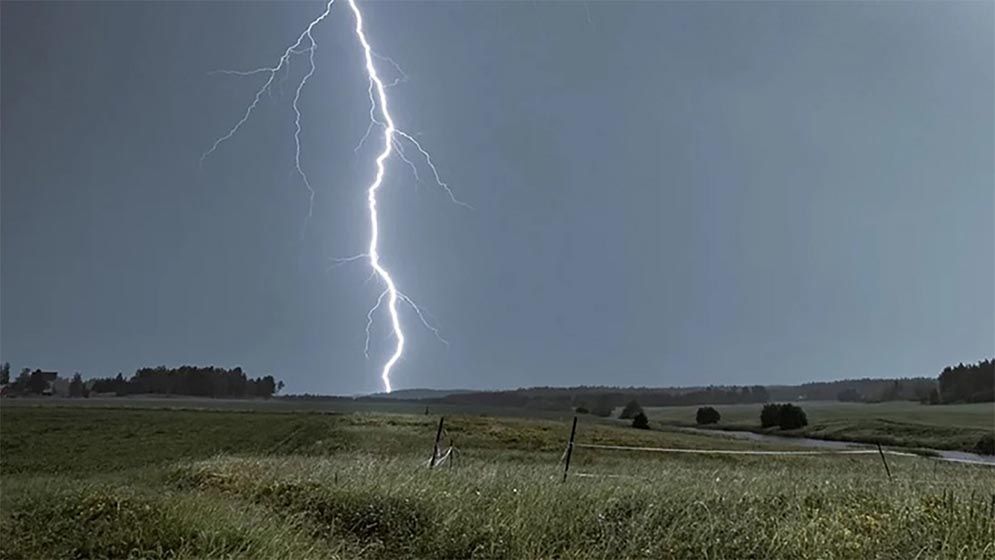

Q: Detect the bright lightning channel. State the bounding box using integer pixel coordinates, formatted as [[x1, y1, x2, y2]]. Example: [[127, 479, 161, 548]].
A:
[[203, 0, 461, 394]]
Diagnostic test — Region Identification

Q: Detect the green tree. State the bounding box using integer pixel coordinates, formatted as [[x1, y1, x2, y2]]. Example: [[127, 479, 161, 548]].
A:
[[777, 404, 808, 430], [11, 368, 31, 393], [837, 388, 861, 402], [1, 362, 9, 385], [760, 403, 782, 428], [975, 433, 994, 455], [696, 406, 720, 425], [69, 373, 84, 398], [618, 399, 643, 419], [589, 394, 614, 417], [632, 412, 650, 429]]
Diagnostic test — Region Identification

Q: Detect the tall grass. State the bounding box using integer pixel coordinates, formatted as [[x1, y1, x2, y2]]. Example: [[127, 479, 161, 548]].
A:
[[2, 406, 993, 559]]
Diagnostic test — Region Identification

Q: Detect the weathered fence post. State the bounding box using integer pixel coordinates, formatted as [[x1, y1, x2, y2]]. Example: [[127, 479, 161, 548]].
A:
[[429, 416, 445, 469], [562, 416, 578, 482], [876, 443, 892, 480]]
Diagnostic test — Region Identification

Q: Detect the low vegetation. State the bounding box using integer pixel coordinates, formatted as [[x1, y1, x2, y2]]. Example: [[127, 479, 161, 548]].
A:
[[647, 400, 995, 453], [695, 406, 720, 425], [760, 403, 809, 430], [2, 404, 993, 559]]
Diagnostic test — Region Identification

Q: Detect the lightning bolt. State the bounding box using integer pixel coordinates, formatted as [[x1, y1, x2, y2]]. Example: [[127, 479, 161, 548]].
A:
[[203, 0, 460, 394]]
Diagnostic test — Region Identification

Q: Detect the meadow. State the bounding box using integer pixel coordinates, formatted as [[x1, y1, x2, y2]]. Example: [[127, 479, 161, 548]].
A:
[[1, 403, 993, 559], [645, 400, 995, 453]]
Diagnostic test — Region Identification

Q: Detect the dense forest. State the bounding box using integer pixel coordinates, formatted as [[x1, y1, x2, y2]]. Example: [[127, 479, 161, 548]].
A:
[[423, 361, 992, 410], [1, 364, 282, 399], [766, 377, 938, 403], [90, 366, 282, 398], [938, 359, 994, 403]]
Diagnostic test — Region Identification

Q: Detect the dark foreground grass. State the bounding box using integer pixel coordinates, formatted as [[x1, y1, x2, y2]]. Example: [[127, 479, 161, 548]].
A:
[[2, 405, 994, 559]]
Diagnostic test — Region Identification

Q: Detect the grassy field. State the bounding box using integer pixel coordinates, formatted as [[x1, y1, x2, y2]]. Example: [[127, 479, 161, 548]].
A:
[[645, 401, 995, 453], [2, 403, 994, 559]]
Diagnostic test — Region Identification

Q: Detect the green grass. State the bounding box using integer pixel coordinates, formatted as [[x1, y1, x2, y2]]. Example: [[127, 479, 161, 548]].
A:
[[645, 401, 995, 453], [2, 404, 994, 559]]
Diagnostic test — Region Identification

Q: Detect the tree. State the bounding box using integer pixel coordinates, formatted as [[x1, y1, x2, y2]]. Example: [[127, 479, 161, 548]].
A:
[[876, 380, 903, 402], [69, 373, 84, 398], [0, 362, 9, 385], [632, 412, 650, 429], [975, 433, 994, 456], [938, 359, 994, 403], [696, 406, 720, 425], [760, 403, 782, 428], [751, 386, 770, 402], [837, 388, 861, 402], [618, 399, 643, 420], [11, 368, 31, 393], [113, 372, 128, 396], [589, 394, 614, 417], [777, 404, 808, 430]]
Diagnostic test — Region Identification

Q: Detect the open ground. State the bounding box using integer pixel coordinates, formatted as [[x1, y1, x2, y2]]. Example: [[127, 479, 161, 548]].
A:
[[1, 401, 993, 559], [645, 400, 994, 453]]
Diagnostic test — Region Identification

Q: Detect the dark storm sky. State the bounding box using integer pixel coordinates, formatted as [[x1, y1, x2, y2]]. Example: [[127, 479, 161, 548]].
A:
[[2, 1, 992, 394]]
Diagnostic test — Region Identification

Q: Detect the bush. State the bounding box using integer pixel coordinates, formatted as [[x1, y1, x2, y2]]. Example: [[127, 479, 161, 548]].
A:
[[777, 404, 808, 430], [575, 406, 589, 414], [760, 403, 808, 430], [975, 433, 995, 455], [696, 407, 720, 425], [619, 400, 643, 420], [760, 404, 782, 428], [631, 412, 649, 430]]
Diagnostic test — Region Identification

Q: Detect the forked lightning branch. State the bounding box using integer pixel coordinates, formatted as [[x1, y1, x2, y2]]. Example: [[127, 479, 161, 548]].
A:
[[202, 0, 460, 393]]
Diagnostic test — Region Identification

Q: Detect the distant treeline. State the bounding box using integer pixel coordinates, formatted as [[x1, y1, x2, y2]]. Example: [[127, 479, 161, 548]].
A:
[[424, 362, 993, 411], [89, 366, 283, 399], [767, 377, 938, 403], [433, 385, 772, 412], [938, 360, 994, 404]]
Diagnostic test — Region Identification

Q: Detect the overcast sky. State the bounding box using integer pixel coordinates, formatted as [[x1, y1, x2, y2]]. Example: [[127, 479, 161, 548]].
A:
[[2, 1, 992, 394]]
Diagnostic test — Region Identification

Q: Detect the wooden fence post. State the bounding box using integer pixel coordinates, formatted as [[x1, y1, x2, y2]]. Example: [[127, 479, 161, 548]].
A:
[[429, 416, 445, 469], [876, 443, 892, 480], [562, 416, 578, 482]]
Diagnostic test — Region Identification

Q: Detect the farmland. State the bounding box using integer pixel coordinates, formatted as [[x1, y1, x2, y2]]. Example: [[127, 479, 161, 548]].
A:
[[644, 400, 995, 453], [1, 402, 994, 559]]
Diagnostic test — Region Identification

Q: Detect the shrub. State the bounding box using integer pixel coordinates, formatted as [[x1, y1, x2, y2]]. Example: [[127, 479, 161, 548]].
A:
[[975, 433, 995, 455], [760, 404, 782, 428], [777, 404, 808, 430], [632, 412, 650, 430], [575, 406, 589, 414], [619, 400, 643, 420], [590, 404, 613, 417], [760, 403, 808, 430], [695, 406, 720, 425]]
